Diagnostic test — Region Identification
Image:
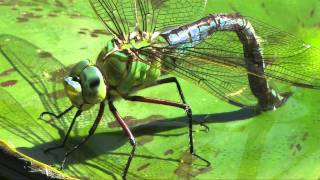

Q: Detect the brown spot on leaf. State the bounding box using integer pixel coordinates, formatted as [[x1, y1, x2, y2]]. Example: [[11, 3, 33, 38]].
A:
[[175, 151, 212, 178], [197, 166, 212, 174], [0, 0, 10, 6], [90, 33, 99, 38], [175, 151, 194, 178], [301, 132, 309, 141], [33, 7, 43, 11], [16, 17, 29, 22], [90, 29, 111, 38], [48, 12, 58, 17], [0, 68, 15, 77], [80, 28, 89, 31], [1, 0, 46, 7], [92, 29, 110, 36], [108, 116, 138, 128], [68, 12, 81, 18], [47, 89, 66, 99], [137, 135, 154, 146], [164, 149, 174, 155], [310, 7, 315, 17], [144, 115, 164, 121], [296, 144, 302, 151], [150, 0, 167, 9], [22, 12, 41, 18], [0, 80, 17, 87], [78, 28, 110, 38], [108, 115, 165, 128], [78, 31, 86, 35], [54, 0, 65, 8], [290, 143, 294, 149], [37, 50, 53, 58], [16, 12, 42, 23], [48, 66, 71, 83], [137, 163, 150, 171]]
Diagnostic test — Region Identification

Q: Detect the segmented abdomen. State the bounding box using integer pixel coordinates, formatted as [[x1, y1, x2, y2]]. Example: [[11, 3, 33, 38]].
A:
[[161, 13, 257, 47]]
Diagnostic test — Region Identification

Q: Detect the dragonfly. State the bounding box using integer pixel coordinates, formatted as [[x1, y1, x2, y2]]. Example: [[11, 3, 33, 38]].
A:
[[9, 0, 320, 179], [0, 34, 198, 179]]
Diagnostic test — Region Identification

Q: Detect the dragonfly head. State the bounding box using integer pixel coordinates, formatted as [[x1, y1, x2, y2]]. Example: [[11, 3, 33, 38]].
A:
[[64, 60, 107, 110]]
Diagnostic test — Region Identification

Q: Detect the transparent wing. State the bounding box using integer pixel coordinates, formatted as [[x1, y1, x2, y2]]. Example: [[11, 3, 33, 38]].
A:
[[0, 34, 109, 133], [136, 17, 320, 107], [191, 17, 320, 88], [89, 0, 207, 41], [0, 34, 70, 121], [247, 17, 320, 88], [138, 44, 258, 107], [89, 0, 133, 40], [133, 0, 207, 34], [0, 88, 53, 145]]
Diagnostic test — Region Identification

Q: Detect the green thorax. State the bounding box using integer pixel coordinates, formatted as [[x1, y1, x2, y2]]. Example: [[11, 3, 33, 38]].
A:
[[96, 39, 161, 96]]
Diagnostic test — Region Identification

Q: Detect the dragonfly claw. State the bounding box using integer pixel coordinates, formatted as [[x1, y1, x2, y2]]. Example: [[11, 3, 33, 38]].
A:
[[195, 115, 210, 133], [39, 111, 58, 120], [191, 153, 211, 167], [199, 122, 210, 133]]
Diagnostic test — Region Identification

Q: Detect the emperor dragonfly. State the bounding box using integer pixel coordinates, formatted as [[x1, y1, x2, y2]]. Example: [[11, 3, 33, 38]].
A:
[[5, 0, 319, 179]]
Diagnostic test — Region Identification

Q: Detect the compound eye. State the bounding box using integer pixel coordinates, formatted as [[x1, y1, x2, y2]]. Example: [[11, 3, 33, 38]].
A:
[[89, 79, 100, 88]]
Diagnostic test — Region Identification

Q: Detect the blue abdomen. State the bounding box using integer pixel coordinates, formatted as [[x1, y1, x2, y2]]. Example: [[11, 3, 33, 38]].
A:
[[160, 14, 248, 47]]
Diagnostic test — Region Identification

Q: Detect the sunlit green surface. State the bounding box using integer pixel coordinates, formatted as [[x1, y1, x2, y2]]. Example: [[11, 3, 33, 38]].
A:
[[0, 0, 320, 179]]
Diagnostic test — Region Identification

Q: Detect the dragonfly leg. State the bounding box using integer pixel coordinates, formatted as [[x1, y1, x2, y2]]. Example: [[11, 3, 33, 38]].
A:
[[44, 109, 82, 153], [157, 77, 210, 132], [157, 77, 187, 103], [124, 96, 210, 166], [108, 100, 136, 179], [40, 105, 74, 120], [60, 102, 105, 170]]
